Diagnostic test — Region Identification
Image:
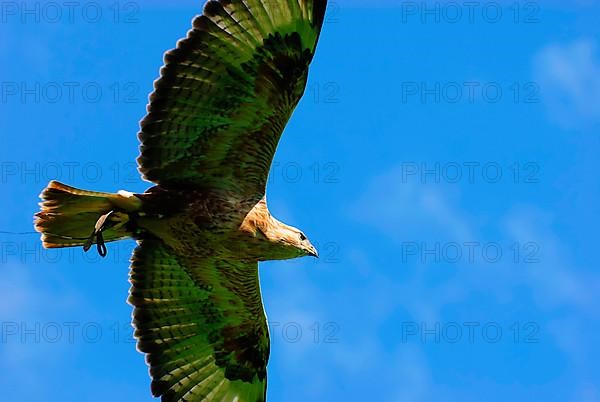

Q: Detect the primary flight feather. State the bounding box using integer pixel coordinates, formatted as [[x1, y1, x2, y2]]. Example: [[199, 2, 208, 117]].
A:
[[34, 1, 328, 401]]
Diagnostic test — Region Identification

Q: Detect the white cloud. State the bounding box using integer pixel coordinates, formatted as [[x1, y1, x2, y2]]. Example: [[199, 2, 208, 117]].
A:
[[351, 166, 600, 319], [503, 206, 599, 315], [349, 166, 474, 242], [534, 39, 600, 128], [502, 206, 600, 402]]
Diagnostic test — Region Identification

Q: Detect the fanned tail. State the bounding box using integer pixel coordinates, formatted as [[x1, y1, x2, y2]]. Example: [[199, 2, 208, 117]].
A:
[[34, 181, 142, 249]]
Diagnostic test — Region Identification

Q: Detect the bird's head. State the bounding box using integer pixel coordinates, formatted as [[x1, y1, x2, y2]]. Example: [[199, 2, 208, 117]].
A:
[[267, 220, 318, 260], [240, 198, 318, 261]]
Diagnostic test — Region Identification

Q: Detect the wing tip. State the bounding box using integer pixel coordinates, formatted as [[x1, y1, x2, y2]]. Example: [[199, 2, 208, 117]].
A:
[[314, 0, 329, 29], [203, 0, 222, 17]]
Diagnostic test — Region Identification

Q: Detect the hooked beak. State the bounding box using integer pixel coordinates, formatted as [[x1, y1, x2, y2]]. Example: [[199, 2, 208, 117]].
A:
[[307, 244, 319, 258]]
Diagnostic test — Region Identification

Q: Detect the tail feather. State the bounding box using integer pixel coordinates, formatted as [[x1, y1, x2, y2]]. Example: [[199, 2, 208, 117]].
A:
[[35, 181, 142, 249]]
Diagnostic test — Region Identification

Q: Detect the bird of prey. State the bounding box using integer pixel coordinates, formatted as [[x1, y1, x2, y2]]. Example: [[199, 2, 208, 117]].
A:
[[34, 1, 328, 401]]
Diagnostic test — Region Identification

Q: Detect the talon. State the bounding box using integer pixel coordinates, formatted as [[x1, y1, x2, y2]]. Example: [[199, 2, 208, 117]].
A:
[[96, 231, 107, 257], [83, 211, 115, 257], [83, 233, 94, 252]]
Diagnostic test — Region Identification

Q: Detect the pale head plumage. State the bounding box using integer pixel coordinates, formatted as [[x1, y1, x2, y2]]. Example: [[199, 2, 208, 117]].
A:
[[240, 198, 318, 260]]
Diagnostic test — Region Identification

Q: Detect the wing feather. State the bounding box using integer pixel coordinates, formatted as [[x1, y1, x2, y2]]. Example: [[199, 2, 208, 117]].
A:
[[138, 0, 328, 198], [129, 238, 269, 402]]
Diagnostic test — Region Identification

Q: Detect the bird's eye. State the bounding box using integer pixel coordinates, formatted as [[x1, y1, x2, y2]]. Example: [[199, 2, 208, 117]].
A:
[[299, 233, 307, 241]]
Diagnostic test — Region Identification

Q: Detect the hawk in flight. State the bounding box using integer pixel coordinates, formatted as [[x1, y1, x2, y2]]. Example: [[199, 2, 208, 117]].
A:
[[34, 1, 328, 401]]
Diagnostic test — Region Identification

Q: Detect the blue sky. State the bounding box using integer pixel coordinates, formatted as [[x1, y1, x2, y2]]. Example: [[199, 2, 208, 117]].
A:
[[1, 1, 600, 401]]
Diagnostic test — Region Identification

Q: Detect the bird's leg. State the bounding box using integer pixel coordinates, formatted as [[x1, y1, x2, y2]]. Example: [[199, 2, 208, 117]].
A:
[[83, 210, 116, 257]]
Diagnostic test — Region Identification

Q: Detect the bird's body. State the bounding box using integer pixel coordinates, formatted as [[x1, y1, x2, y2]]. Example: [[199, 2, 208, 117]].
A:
[[34, 0, 328, 400], [133, 186, 312, 262], [135, 186, 254, 258]]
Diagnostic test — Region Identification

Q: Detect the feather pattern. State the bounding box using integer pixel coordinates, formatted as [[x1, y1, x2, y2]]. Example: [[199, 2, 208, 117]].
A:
[[130, 238, 269, 402], [137, 0, 328, 199]]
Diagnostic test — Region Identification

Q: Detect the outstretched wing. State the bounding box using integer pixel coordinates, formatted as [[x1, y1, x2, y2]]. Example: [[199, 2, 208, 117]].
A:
[[129, 238, 269, 402], [138, 0, 328, 197]]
